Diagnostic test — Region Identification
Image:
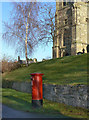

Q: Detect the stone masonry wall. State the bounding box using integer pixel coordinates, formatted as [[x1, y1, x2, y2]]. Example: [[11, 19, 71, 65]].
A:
[[43, 84, 88, 109], [3, 81, 88, 109], [53, 2, 89, 58]]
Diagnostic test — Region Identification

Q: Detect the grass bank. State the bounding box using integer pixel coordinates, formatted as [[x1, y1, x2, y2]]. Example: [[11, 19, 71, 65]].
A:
[[2, 53, 88, 85], [2, 88, 88, 119]]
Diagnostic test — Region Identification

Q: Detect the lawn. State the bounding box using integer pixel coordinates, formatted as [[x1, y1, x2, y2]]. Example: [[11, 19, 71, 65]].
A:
[[2, 53, 88, 85], [2, 88, 88, 119]]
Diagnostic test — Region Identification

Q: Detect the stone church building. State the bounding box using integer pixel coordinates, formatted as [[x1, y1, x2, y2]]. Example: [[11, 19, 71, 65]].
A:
[[53, 1, 89, 58]]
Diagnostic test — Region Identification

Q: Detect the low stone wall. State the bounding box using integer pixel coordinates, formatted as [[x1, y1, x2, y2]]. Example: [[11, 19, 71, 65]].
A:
[[12, 82, 32, 94], [43, 84, 88, 109], [2, 81, 88, 109]]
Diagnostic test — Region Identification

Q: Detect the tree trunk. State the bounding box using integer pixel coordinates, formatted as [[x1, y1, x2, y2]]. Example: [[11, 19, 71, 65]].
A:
[[25, 22, 29, 67], [25, 39, 28, 66], [25, 33, 28, 66]]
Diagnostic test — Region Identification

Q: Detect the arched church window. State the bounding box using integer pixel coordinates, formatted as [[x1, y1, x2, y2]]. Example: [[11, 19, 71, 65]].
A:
[[63, 2, 66, 6], [87, 45, 89, 53]]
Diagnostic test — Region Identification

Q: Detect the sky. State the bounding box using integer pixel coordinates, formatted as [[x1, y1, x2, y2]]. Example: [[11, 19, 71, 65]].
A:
[[0, 2, 2, 61], [0, 2, 56, 61]]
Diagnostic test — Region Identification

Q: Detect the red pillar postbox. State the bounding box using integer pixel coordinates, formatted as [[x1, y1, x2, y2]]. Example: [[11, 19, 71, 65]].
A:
[[30, 73, 44, 108]]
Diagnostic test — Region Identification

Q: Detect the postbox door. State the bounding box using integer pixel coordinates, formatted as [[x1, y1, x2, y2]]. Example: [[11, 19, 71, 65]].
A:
[[32, 75, 43, 100]]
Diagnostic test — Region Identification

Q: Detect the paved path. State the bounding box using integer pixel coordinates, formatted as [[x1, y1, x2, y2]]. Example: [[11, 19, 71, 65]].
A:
[[2, 104, 66, 118], [0, 103, 2, 118]]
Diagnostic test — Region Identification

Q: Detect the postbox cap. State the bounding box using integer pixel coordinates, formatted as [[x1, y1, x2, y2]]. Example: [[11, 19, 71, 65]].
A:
[[30, 73, 44, 76]]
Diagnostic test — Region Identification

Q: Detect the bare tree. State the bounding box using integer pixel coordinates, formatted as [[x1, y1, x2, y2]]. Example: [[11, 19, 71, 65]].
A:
[[38, 3, 56, 45], [3, 2, 56, 65], [3, 1, 40, 66]]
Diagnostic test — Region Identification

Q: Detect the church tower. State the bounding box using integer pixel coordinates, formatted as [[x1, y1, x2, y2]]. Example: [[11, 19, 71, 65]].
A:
[[53, 1, 89, 58]]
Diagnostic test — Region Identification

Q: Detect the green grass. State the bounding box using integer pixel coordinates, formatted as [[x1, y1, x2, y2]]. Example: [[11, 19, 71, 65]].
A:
[[2, 53, 88, 85], [2, 88, 88, 118]]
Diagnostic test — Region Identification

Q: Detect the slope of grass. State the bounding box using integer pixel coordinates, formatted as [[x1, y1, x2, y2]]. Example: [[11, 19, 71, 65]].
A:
[[2, 53, 88, 85], [2, 88, 88, 118]]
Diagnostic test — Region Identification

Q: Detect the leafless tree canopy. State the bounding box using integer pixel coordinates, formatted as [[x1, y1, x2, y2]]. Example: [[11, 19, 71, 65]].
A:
[[3, 2, 56, 65], [3, 2, 41, 64], [38, 3, 56, 44]]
